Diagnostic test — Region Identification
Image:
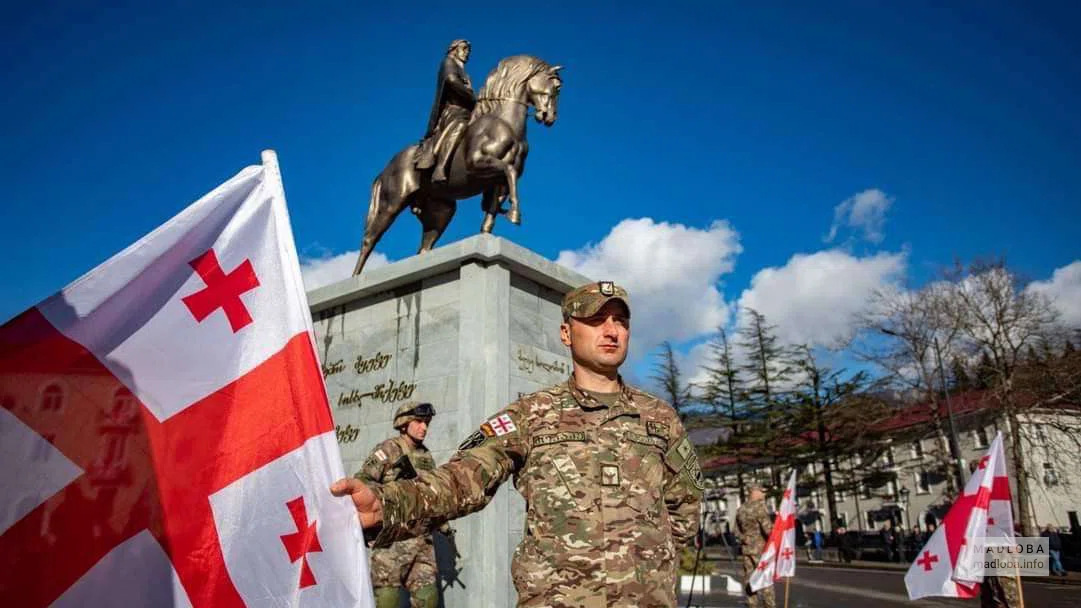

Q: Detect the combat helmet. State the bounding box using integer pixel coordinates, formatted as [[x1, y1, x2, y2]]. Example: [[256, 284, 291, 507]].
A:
[[393, 401, 435, 431]]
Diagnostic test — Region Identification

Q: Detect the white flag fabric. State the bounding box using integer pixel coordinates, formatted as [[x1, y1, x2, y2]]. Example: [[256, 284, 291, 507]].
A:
[[0, 151, 374, 607], [749, 469, 798, 592], [904, 431, 1014, 600]]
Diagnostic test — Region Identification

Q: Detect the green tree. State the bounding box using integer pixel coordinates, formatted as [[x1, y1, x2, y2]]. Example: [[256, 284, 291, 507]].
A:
[[696, 327, 748, 499], [651, 340, 691, 420], [738, 308, 794, 483]]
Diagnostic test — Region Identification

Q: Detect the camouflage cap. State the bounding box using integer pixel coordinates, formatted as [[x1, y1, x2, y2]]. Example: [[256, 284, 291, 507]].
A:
[[561, 281, 630, 319], [393, 401, 435, 431]]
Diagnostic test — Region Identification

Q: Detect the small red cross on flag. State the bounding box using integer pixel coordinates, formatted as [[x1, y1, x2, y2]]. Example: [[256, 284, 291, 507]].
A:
[[182, 249, 261, 332], [0, 151, 375, 607], [280, 496, 323, 589], [916, 551, 939, 572]]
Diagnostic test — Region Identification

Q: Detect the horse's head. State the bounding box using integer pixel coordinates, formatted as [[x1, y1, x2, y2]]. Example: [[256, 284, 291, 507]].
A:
[[477, 56, 563, 126], [528, 64, 562, 126]]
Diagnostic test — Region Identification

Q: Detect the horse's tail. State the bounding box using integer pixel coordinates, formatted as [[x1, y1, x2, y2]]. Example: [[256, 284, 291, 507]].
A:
[[352, 176, 384, 276], [365, 176, 383, 232]]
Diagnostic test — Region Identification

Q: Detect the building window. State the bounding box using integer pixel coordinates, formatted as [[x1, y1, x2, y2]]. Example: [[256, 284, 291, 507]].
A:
[[1036, 425, 1048, 446], [867, 512, 876, 528], [40, 384, 64, 412], [911, 440, 924, 458], [1044, 463, 1060, 487], [916, 471, 931, 494], [861, 483, 871, 500], [835, 487, 845, 501], [974, 427, 989, 449], [837, 512, 848, 528]]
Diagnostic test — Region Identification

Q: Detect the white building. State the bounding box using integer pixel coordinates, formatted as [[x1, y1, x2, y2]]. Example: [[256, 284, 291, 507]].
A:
[[697, 391, 1081, 537]]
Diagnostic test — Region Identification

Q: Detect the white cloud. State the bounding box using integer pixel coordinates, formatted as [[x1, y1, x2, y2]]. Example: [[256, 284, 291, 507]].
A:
[[555, 218, 742, 360], [299, 250, 390, 292], [735, 249, 907, 348], [1026, 260, 1081, 330], [826, 188, 894, 244]]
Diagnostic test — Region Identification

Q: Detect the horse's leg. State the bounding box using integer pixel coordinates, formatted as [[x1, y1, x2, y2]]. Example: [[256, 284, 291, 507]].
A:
[[469, 144, 522, 226], [416, 197, 456, 251], [480, 187, 499, 234], [353, 151, 417, 275]]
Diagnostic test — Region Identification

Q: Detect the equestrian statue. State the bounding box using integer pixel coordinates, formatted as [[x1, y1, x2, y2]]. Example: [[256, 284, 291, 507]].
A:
[[352, 39, 563, 275]]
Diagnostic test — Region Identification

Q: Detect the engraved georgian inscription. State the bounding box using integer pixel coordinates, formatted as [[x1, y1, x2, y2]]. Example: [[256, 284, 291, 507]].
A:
[[355, 351, 392, 375]]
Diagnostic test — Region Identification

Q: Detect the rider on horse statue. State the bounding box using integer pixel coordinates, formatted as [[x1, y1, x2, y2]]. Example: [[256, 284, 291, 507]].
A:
[[415, 39, 476, 183]]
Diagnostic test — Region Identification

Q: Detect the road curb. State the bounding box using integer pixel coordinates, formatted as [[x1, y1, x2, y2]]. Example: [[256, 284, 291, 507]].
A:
[[702, 554, 1081, 586], [799, 559, 1081, 586]]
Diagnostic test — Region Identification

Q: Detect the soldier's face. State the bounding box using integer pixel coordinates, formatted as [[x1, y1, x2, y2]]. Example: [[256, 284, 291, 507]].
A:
[[406, 418, 429, 442], [560, 300, 630, 373], [455, 45, 470, 62]]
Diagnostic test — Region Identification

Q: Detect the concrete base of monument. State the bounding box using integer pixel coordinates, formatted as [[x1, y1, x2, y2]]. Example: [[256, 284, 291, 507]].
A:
[[307, 234, 592, 608]]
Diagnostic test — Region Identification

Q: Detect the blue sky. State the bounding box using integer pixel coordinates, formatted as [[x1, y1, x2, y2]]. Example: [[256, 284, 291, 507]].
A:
[[2, 2, 1079, 384]]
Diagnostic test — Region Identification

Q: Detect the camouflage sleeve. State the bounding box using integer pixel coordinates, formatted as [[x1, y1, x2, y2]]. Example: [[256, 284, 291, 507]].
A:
[[661, 416, 704, 547], [354, 439, 401, 485], [368, 403, 530, 547], [758, 505, 773, 538]]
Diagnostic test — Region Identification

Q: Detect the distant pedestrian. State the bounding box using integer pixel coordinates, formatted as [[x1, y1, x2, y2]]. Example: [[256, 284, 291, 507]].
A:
[[1043, 524, 1067, 576]]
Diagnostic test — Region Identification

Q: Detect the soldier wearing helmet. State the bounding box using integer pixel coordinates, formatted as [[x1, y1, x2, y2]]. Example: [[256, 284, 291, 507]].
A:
[[354, 401, 452, 608]]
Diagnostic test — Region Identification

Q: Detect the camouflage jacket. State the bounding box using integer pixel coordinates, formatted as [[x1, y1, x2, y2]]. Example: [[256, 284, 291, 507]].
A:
[[368, 377, 703, 607], [735, 498, 773, 556], [355, 435, 436, 485]]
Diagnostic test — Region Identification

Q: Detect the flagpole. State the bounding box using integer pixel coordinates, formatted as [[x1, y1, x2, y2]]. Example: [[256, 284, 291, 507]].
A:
[[784, 578, 790, 608], [1015, 567, 1025, 608]]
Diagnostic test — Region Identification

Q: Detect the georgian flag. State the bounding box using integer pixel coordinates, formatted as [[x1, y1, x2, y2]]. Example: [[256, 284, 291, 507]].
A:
[[749, 469, 798, 592], [0, 151, 374, 607], [904, 431, 1014, 600]]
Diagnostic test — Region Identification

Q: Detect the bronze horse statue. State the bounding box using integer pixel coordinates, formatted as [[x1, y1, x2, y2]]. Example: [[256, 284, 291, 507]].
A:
[[352, 55, 563, 275]]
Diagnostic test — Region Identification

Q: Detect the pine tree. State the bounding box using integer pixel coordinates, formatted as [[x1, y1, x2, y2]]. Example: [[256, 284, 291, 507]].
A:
[[949, 357, 972, 393], [737, 308, 794, 478], [651, 341, 691, 420], [974, 351, 996, 389], [697, 327, 748, 499]]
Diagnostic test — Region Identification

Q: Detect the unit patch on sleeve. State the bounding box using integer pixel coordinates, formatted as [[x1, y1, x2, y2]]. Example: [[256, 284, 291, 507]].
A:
[[374, 449, 387, 462]]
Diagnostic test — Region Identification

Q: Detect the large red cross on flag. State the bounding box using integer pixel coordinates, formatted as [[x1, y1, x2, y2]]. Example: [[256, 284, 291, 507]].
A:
[[0, 151, 374, 606], [904, 430, 1014, 600], [749, 469, 798, 592]]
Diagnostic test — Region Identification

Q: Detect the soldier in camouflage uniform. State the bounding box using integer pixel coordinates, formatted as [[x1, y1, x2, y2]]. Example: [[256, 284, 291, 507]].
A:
[[333, 281, 704, 607], [355, 401, 452, 608], [736, 483, 776, 608]]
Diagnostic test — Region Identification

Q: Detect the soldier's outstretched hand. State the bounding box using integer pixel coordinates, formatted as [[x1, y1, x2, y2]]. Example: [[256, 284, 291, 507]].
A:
[[330, 478, 384, 529]]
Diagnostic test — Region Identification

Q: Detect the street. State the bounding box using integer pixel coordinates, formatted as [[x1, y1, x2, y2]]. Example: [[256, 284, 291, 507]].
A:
[[678, 561, 1081, 607]]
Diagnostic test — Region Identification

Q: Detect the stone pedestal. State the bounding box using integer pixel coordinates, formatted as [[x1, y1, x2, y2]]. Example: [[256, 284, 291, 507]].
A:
[[306, 234, 590, 607]]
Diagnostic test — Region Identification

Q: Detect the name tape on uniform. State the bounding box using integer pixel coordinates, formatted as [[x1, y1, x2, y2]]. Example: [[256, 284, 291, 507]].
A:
[[533, 431, 588, 447]]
